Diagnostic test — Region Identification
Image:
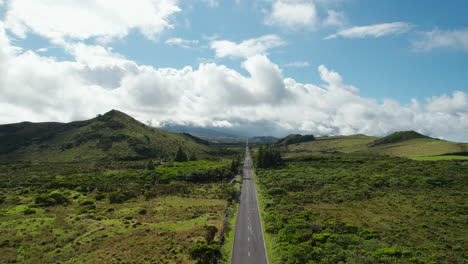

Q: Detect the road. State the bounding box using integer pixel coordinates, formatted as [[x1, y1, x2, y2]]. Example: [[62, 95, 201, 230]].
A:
[[231, 146, 268, 264]]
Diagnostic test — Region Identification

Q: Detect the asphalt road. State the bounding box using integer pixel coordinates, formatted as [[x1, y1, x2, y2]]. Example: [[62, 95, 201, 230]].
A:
[[231, 146, 268, 264]]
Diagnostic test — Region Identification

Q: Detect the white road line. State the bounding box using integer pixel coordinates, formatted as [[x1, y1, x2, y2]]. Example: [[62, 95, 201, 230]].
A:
[[248, 251, 251, 257]]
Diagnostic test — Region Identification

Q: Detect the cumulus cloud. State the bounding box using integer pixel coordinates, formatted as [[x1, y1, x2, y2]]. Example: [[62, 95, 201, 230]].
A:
[[0, 24, 467, 141], [265, 0, 318, 30], [4, 0, 181, 42], [325, 22, 413, 39], [210, 35, 286, 59], [165, 37, 199, 49], [411, 28, 468, 52]]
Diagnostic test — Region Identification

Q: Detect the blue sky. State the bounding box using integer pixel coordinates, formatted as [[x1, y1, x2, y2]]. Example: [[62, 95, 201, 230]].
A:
[[0, 0, 467, 141]]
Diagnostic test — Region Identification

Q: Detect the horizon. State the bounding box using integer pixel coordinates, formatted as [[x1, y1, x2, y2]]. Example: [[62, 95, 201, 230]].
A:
[[0, 0, 467, 142]]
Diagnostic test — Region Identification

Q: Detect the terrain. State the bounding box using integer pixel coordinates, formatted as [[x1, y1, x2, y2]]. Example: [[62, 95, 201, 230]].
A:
[[254, 153, 468, 263], [0, 110, 245, 264], [158, 124, 278, 144], [284, 131, 467, 158], [0, 110, 220, 163]]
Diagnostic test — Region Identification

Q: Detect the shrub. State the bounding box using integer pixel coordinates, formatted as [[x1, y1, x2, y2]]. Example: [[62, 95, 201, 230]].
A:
[[23, 208, 36, 215], [79, 199, 95, 206], [189, 243, 221, 264], [138, 208, 147, 215]]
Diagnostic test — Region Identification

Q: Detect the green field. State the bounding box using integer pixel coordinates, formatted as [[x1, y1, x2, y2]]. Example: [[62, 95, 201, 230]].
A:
[[285, 132, 467, 158], [254, 153, 467, 264], [0, 160, 241, 264], [411, 155, 468, 161]]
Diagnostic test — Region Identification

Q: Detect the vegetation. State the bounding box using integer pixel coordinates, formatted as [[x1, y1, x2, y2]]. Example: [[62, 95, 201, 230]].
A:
[[0, 110, 223, 163], [370, 131, 430, 146], [276, 134, 315, 146], [255, 153, 467, 263], [285, 133, 467, 158], [256, 146, 283, 168], [0, 157, 242, 263]]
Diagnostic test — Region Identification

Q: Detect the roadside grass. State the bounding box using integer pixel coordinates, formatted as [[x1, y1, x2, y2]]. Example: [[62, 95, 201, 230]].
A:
[[253, 170, 279, 264], [221, 176, 241, 264], [411, 155, 468, 161], [221, 203, 238, 264]]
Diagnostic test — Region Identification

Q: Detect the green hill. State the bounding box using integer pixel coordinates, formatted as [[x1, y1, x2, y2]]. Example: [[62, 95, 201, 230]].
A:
[[285, 132, 467, 158], [0, 110, 216, 163], [370, 131, 430, 146], [275, 134, 316, 146]]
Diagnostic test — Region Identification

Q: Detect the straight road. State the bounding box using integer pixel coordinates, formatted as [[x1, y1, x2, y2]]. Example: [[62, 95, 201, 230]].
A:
[[231, 146, 268, 264]]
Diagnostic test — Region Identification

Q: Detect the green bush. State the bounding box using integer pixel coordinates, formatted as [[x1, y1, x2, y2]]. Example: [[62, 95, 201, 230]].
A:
[[23, 208, 36, 215]]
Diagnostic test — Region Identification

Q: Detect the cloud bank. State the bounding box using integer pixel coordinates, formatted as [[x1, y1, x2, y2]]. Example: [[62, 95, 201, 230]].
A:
[[1, 21, 467, 141]]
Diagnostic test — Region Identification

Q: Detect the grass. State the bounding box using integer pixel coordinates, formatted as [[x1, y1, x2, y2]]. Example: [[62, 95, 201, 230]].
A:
[[0, 157, 240, 264], [286, 134, 467, 158], [411, 155, 468, 161], [253, 170, 279, 264]]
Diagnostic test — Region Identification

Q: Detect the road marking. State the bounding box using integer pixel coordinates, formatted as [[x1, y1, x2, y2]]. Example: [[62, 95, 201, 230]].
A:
[[248, 251, 251, 257], [248, 236, 250, 242]]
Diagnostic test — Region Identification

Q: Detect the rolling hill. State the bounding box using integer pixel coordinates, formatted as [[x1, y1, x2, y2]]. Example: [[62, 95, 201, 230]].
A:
[[283, 131, 467, 158], [0, 110, 216, 163]]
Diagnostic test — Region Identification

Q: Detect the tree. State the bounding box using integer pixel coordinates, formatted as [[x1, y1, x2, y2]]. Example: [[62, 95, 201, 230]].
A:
[[205, 225, 218, 243], [189, 152, 198, 161], [256, 145, 283, 168], [145, 159, 155, 170], [174, 146, 188, 162], [189, 243, 221, 264]]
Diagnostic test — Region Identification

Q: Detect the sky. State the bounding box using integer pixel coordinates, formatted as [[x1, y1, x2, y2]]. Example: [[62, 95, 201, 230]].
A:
[[0, 0, 467, 141]]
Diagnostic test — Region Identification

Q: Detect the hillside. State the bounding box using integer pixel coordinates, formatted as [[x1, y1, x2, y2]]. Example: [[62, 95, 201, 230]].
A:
[[285, 132, 467, 158], [370, 131, 430, 146], [275, 134, 316, 146], [0, 110, 216, 163]]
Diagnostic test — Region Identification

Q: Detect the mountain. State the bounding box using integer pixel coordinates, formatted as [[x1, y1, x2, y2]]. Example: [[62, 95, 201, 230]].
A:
[[158, 124, 240, 139], [0, 110, 215, 163], [158, 124, 279, 144], [275, 134, 316, 146], [284, 132, 467, 158], [370, 131, 430, 146], [250, 136, 279, 144]]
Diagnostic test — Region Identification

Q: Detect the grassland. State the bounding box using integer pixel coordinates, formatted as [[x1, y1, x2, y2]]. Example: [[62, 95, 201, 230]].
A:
[[0, 159, 241, 264], [285, 132, 467, 158], [254, 153, 467, 264], [411, 155, 468, 161]]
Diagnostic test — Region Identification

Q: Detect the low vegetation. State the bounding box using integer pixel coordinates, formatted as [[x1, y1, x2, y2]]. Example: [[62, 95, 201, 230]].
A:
[[255, 153, 467, 264], [0, 159, 241, 264]]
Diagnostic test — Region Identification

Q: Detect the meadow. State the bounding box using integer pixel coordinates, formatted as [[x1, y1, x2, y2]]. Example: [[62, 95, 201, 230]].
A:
[[0, 160, 240, 264], [255, 153, 467, 264]]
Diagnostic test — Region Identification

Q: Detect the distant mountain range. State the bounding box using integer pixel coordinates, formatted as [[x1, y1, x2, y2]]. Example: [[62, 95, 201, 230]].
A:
[[157, 124, 279, 144], [1, 110, 466, 163]]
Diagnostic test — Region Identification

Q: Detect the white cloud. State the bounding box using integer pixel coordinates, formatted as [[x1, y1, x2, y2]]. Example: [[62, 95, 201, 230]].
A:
[[284, 61, 310, 67], [165, 37, 199, 49], [325, 22, 413, 39], [4, 0, 181, 42], [265, 0, 318, 30], [323, 9, 346, 28], [412, 28, 468, 52], [0, 26, 467, 141], [210, 35, 286, 59]]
